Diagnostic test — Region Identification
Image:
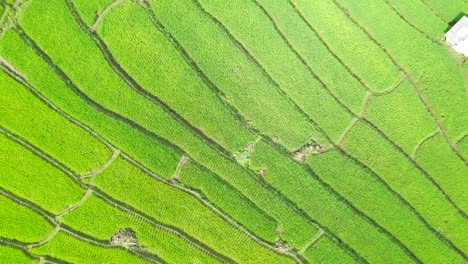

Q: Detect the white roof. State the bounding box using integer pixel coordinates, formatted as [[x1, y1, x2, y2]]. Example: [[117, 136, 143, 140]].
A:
[[445, 16, 468, 56]]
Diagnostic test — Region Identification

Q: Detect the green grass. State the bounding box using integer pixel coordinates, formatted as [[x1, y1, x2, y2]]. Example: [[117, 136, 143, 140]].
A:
[[0, 68, 111, 174], [0, 0, 466, 262], [0, 26, 316, 253], [366, 80, 437, 153], [0, 29, 180, 179], [0, 133, 83, 214], [416, 134, 468, 213], [98, 1, 257, 151], [150, 0, 322, 150], [422, 0, 465, 22], [62, 193, 220, 264], [179, 162, 278, 242], [30, 231, 148, 264], [308, 150, 465, 263], [0, 245, 35, 264], [248, 141, 414, 262], [197, 0, 353, 141], [387, 0, 448, 39], [256, 0, 367, 114], [93, 156, 294, 264], [303, 236, 357, 264], [338, 0, 468, 139], [293, 0, 401, 91], [342, 121, 468, 251], [0, 195, 53, 243]]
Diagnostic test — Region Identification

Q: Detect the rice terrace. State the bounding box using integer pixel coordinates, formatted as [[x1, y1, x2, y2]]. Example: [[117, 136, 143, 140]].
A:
[[0, 0, 467, 263]]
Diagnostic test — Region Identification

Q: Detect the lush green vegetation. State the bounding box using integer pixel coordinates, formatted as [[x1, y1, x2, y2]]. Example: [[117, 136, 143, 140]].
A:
[[0, 0, 466, 262]]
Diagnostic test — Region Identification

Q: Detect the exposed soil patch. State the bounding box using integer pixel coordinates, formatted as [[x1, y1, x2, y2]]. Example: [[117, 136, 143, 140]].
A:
[[274, 240, 292, 253], [111, 228, 138, 247], [293, 140, 325, 162]]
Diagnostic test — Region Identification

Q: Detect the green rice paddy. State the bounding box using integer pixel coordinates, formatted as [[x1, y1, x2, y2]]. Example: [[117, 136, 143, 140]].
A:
[[0, 0, 467, 263]]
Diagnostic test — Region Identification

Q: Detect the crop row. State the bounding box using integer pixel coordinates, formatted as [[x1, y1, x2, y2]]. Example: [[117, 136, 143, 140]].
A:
[[308, 149, 465, 263], [2, 0, 464, 260], [415, 133, 468, 213], [0, 50, 302, 263], [11, 0, 322, 250], [61, 192, 221, 264], [22, 0, 464, 260], [335, 0, 467, 152], [341, 122, 467, 253], [2, 118, 254, 262]]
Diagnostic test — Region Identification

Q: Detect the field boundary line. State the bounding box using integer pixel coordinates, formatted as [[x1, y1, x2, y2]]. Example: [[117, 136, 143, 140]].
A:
[[384, 0, 443, 44], [90, 0, 124, 32], [331, 0, 468, 219], [80, 149, 120, 180], [65, 1, 326, 260], [20, 4, 302, 258], [332, 0, 467, 167], [27, 226, 62, 249], [286, 0, 402, 94], [454, 132, 467, 145], [142, 3, 372, 262], [172, 155, 190, 181], [335, 118, 359, 146], [0, 237, 67, 264], [418, 0, 449, 23], [299, 229, 325, 254], [411, 128, 441, 159], [55, 189, 93, 221], [370, 75, 405, 96], [359, 91, 372, 118], [0, 55, 26, 79], [0, 38, 272, 262]]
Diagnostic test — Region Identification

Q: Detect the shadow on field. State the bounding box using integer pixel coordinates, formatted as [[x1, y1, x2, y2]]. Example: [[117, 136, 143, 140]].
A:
[[445, 12, 468, 32]]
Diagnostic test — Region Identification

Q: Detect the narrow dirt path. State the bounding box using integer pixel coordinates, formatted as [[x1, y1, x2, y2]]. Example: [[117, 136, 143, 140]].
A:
[[90, 0, 124, 32], [411, 128, 441, 160], [172, 155, 190, 181], [80, 149, 120, 179], [300, 228, 325, 254], [55, 189, 93, 221], [0, 56, 27, 80], [26, 226, 62, 249]]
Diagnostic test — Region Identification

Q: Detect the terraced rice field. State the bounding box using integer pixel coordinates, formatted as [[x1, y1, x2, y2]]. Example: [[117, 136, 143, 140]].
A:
[[0, 0, 467, 263]]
